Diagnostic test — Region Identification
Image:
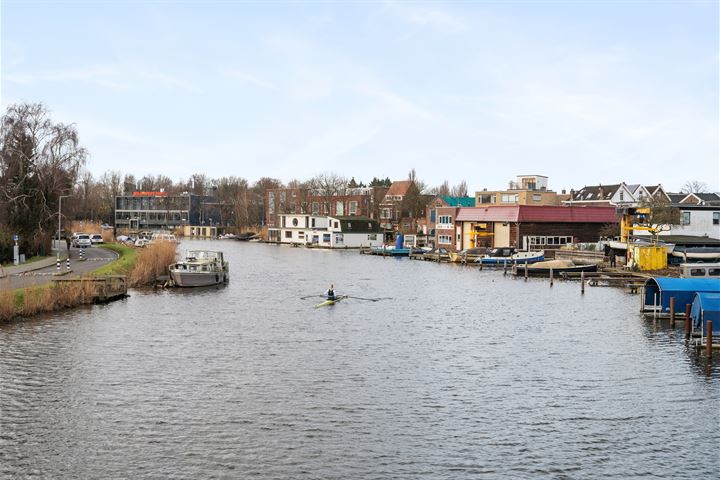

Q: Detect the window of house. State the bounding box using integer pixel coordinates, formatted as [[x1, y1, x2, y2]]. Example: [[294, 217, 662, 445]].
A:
[[438, 235, 451, 244], [280, 192, 286, 204], [682, 212, 691, 225], [323, 233, 331, 242], [349, 201, 358, 215], [311, 218, 316, 227], [312, 202, 319, 214], [533, 194, 542, 202], [284, 231, 292, 238], [381, 208, 391, 219], [268, 192, 275, 214], [501, 194, 518, 203], [292, 218, 298, 227], [334, 221, 339, 228], [298, 232, 304, 238], [336, 201, 344, 216], [346, 222, 352, 230], [619, 191, 624, 201], [430, 209, 436, 222], [714, 212, 719, 225], [438, 215, 452, 225]]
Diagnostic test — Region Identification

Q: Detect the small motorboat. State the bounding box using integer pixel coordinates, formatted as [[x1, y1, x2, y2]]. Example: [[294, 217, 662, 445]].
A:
[[671, 247, 720, 261], [168, 250, 229, 287], [518, 259, 598, 276], [449, 247, 489, 263], [475, 248, 544, 265]]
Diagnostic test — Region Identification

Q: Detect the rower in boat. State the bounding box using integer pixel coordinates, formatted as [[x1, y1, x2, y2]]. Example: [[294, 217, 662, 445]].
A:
[[326, 284, 336, 301]]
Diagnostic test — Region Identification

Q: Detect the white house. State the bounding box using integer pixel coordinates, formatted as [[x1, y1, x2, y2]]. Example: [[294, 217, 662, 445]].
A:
[[268, 215, 385, 248], [635, 205, 720, 239]]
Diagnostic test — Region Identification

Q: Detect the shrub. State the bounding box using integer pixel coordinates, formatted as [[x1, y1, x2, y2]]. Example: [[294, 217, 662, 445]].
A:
[[128, 241, 177, 287]]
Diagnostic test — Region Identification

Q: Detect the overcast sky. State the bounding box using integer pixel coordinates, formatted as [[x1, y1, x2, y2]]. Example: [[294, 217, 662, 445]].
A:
[[2, 0, 718, 193]]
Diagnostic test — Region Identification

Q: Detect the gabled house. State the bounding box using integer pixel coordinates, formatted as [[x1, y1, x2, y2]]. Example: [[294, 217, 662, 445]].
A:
[[679, 192, 720, 206], [644, 185, 671, 202], [564, 183, 637, 207], [379, 180, 413, 231]]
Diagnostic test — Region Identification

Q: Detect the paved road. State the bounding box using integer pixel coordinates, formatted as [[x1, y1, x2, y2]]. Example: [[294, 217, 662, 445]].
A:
[[1, 246, 118, 290]]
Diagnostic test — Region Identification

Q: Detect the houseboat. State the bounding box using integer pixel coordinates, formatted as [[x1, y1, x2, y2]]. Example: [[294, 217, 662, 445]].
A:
[[168, 250, 229, 287]]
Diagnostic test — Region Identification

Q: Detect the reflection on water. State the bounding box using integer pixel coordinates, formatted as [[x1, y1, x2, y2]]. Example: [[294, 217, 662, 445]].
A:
[[1, 241, 718, 478]]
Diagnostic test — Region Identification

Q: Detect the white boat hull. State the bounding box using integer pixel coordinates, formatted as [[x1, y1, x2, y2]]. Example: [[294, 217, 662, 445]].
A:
[[169, 270, 228, 287]]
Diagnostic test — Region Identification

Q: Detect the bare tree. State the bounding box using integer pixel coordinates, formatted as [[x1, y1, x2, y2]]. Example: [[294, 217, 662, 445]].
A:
[[681, 180, 708, 194], [0, 102, 86, 258], [309, 172, 348, 215], [450, 180, 468, 197], [432, 180, 450, 196]]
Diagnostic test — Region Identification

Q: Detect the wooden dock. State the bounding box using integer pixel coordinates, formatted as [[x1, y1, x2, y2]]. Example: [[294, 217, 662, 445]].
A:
[[52, 276, 128, 303]]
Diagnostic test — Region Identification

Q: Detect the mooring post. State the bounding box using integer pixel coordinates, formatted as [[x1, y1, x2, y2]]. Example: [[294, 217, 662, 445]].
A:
[[581, 270, 585, 294], [706, 321, 713, 359], [524, 262, 528, 281], [653, 293, 658, 320], [66, 257, 70, 271], [685, 303, 692, 340], [503, 259, 507, 276], [669, 297, 675, 328], [550, 268, 554, 287]]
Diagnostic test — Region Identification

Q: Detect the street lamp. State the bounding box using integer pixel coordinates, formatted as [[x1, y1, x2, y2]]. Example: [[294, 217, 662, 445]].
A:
[[57, 194, 71, 260]]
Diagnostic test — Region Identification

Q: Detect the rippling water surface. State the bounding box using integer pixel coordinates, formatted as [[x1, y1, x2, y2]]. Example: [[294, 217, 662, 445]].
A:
[[1, 241, 718, 478]]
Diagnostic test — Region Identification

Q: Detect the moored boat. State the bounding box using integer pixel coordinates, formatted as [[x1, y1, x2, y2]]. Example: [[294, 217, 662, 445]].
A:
[[474, 248, 544, 265], [518, 259, 598, 276], [168, 250, 229, 287]]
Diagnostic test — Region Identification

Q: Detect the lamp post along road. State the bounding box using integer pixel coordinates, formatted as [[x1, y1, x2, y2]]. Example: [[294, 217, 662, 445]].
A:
[[57, 195, 71, 260]]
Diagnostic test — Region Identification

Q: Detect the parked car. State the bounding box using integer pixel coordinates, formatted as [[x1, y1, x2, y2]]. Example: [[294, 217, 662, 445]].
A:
[[72, 234, 92, 248], [90, 234, 104, 244], [101, 223, 113, 230]]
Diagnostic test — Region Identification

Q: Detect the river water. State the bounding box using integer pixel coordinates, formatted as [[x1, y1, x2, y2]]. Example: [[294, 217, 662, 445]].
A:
[[1, 240, 718, 479]]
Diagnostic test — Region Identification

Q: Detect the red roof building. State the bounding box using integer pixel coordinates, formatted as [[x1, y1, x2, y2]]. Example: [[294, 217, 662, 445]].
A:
[[435, 205, 618, 252]]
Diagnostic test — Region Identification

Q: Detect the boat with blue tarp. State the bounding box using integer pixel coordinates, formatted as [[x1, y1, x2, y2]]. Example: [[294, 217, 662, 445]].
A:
[[641, 277, 720, 316], [690, 292, 720, 336]]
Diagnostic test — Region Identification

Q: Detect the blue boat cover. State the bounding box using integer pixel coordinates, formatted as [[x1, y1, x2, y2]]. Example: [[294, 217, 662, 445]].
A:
[[690, 292, 720, 334], [643, 277, 720, 313]]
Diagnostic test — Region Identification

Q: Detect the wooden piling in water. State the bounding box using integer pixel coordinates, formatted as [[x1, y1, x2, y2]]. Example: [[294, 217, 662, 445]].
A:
[[503, 259, 507, 276], [706, 321, 713, 359], [685, 303, 692, 340], [550, 268, 554, 287], [581, 271, 585, 294], [670, 297, 675, 328], [524, 263, 528, 281]]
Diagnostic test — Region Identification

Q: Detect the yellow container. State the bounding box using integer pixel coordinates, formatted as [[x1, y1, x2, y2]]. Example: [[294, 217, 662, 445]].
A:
[[630, 245, 668, 271]]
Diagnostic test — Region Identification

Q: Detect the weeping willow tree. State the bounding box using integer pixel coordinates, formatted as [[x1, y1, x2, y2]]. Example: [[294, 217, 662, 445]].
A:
[[0, 103, 86, 261]]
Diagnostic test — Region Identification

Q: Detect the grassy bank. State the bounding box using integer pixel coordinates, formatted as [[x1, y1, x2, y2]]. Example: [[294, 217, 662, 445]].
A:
[[0, 242, 178, 322], [94, 243, 138, 276]]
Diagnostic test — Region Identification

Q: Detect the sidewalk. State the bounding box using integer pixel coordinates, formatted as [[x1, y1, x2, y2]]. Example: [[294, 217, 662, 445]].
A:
[[0, 251, 68, 278]]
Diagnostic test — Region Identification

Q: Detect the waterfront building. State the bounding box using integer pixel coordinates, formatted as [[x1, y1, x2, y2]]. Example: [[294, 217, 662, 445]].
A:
[[265, 186, 388, 229], [434, 205, 617, 252], [268, 214, 384, 248], [114, 191, 220, 231], [475, 175, 561, 207], [426, 195, 475, 240]]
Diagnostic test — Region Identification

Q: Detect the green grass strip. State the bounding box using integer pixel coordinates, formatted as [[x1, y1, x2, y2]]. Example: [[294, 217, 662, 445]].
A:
[[93, 243, 138, 277]]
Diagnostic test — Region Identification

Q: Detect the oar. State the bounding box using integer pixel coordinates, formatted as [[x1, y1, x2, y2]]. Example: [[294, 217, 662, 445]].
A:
[[345, 295, 390, 302]]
